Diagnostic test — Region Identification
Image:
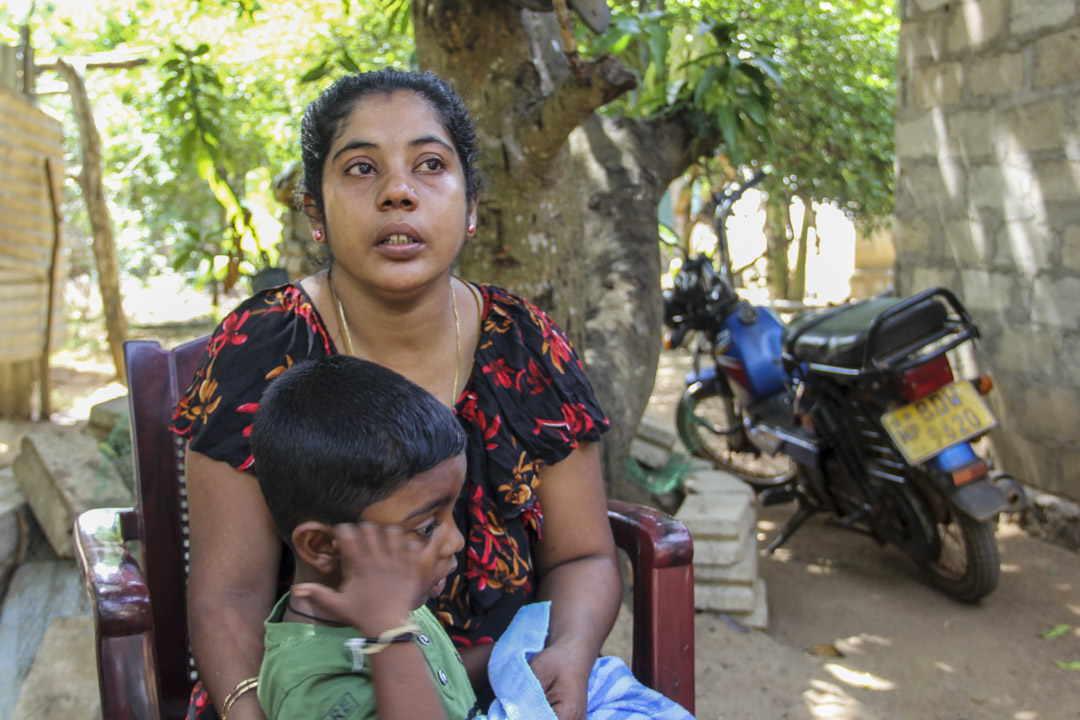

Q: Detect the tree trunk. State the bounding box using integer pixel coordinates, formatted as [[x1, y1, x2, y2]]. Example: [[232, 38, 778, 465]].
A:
[[55, 59, 128, 379], [763, 194, 790, 300], [414, 2, 711, 498], [571, 113, 700, 501], [791, 196, 815, 301], [414, 1, 633, 346]]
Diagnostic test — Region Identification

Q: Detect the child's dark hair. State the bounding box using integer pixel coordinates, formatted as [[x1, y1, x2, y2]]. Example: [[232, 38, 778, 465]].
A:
[[299, 68, 482, 216], [250, 355, 466, 547]]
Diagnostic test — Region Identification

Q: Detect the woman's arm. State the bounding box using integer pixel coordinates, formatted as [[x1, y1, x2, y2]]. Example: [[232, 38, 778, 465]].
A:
[[186, 449, 283, 720], [529, 441, 621, 720], [457, 642, 495, 689]]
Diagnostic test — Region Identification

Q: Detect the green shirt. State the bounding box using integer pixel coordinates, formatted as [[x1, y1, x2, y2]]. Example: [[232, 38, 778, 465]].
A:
[[258, 594, 478, 720]]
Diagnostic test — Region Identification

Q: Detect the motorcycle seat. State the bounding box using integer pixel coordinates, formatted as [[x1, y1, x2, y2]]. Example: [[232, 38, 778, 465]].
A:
[[783, 296, 948, 368]]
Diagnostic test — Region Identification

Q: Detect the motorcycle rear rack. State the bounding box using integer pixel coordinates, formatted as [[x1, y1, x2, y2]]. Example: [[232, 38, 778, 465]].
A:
[[783, 287, 980, 380]]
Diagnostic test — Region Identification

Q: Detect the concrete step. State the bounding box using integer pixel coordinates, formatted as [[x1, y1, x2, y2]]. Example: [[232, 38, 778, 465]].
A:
[[10, 615, 100, 720], [694, 576, 757, 613], [693, 545, 758, 585], [675, 487, 753, 540], [685, 505, 755, 567], [12, 425, 133, 557], [0, 560, 90, 720]]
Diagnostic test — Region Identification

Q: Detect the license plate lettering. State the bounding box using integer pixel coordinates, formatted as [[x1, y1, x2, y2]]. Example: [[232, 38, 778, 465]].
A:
[[882, 381, 997, 464]]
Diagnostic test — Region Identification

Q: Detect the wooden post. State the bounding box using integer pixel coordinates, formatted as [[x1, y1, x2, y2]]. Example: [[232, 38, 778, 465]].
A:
[[40, 157, 64, 417], [53, 58, 128, 380], [19, 24, 33, 95]]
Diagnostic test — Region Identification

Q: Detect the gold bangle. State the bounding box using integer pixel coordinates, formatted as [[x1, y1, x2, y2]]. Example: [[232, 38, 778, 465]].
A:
[[220, 676, 259, 720]]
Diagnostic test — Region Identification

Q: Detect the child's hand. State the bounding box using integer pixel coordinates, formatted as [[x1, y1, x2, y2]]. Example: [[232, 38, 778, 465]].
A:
[[292, 522, 425, 636]]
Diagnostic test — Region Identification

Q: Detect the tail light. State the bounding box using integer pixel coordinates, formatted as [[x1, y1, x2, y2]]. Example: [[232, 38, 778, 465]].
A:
[[974, 373, 993, 395], [664, 327, 688, 350], [897, 354, 954, 402], [952, 459, 988, 487]]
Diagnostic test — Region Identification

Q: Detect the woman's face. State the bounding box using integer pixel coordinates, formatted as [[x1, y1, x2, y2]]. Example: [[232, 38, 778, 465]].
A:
[[317, 90, 477, 296]]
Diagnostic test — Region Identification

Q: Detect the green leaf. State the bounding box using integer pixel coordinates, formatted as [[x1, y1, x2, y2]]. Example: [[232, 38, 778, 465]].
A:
[[1041, 624, 1073, 640], [717, 103, 739, 159], [299, 59, 331, 84], [1055, 661, 1080, 671], [739, 93, 767, 126], [339, 50, 360, 73], [708, 20, 738, 47], [753, 56, 784, 86], [647, 26, 670, 74], [693, 65, 723, 108]]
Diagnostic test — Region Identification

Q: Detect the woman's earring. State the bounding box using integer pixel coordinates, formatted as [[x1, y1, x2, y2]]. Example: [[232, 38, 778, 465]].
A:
[[467, 224, 476, 236], [313, 230, 324, 242]]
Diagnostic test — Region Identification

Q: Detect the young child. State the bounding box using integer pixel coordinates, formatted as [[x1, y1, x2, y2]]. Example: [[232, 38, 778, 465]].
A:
[[250, 355, 478, 720]]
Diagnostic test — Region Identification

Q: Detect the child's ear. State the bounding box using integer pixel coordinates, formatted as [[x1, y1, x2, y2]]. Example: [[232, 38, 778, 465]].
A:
[[292, 521, 339, 574]]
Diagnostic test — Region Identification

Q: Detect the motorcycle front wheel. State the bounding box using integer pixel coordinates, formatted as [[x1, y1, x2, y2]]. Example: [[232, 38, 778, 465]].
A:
[[676, 380, 796, 487]]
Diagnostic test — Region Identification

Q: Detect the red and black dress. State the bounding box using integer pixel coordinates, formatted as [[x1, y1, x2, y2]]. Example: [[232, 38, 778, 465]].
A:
[[172, 281, 609, 718]]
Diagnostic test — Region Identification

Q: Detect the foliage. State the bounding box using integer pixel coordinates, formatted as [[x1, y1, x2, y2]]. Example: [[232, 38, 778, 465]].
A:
[[756, 0, 898, 226], [592, 0, 897, 230], [585, 2, 781, 166], [24, 0, 413, 295], [23, 0, 895, 296]]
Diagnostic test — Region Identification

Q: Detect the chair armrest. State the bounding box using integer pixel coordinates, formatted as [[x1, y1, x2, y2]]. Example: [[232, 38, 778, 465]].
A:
[[75, 508, 165, 720], [75, 508, 153, 636], [607, 499, 695, 714]]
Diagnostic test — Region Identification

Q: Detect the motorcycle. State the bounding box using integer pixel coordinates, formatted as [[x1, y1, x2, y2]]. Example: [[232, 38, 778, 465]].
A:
[[662, 183, 1024, 603]]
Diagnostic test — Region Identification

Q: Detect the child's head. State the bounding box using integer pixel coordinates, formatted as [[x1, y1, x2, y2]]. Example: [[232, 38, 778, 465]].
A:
[[251, 355, 467, 552]]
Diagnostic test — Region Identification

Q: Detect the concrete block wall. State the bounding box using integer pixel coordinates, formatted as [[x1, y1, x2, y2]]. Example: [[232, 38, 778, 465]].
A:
[[894, 0, 1080, 500]]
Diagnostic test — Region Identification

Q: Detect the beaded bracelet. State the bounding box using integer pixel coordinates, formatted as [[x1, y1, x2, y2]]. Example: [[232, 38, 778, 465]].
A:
[[355, 621, 422, 654], [220, 676, 259, 720], [344, 621, 422, 671]]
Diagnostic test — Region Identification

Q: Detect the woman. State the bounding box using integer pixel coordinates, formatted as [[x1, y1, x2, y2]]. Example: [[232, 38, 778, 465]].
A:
[[172, 68, 621, 720]]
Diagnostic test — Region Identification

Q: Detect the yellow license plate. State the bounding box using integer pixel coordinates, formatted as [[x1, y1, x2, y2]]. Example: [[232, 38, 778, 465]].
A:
[[881, 380, 997, 464]]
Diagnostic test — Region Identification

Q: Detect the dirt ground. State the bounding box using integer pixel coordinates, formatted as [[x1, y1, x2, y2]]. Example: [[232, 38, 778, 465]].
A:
[[6, 346, 1079, 720], [606, 349, 1080, 720]]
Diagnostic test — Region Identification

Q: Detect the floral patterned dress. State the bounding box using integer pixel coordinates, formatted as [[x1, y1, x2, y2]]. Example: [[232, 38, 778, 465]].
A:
[[172, 281, 608, 716]]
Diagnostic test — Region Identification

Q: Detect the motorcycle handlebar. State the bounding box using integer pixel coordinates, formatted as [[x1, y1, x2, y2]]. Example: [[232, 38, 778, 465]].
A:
[[717, 169, 768, 213]]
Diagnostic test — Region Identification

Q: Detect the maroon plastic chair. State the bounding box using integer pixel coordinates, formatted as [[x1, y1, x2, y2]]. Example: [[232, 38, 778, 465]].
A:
[[74, 336, 695, 720]]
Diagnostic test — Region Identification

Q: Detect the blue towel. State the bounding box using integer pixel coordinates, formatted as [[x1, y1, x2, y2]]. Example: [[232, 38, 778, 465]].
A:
[[480, 602, 696, 720]]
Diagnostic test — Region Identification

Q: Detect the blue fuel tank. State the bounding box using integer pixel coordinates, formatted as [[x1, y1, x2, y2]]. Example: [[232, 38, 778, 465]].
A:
[[715, 302, 788, 404]]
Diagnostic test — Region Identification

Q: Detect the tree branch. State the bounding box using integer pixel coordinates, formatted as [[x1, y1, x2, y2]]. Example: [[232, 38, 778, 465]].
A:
[[36, 48, 150, 73], [517, 54, 636, 162]]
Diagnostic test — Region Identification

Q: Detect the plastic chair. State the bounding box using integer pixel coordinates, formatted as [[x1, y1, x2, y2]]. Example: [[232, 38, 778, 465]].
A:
[[74, 336, 695, 720]]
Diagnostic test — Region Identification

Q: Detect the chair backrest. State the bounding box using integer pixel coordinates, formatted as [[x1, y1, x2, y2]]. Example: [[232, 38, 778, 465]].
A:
[[120, 335, 695, 717], [125, 336, 211, 718]]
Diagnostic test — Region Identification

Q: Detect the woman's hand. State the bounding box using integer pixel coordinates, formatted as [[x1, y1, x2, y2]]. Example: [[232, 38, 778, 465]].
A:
[[528, 641, 594, 720], [530, 442, 621, 720]]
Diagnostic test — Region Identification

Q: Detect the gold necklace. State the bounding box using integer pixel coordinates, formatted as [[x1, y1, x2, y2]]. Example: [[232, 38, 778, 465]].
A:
[[329, 272, 461, 404]]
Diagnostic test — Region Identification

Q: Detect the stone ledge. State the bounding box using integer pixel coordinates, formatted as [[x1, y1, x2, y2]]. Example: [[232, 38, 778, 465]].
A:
[[1016, 486, 1080, 552], [12, 425, 133, 558], [10, 615, 100, 720]]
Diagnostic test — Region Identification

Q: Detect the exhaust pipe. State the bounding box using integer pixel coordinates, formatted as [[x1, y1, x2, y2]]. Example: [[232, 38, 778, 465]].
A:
[[992, 473, 1026, 513]]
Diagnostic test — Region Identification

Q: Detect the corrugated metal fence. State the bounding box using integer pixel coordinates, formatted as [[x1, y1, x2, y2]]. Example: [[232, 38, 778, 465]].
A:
[[0, 85, 64, 417]]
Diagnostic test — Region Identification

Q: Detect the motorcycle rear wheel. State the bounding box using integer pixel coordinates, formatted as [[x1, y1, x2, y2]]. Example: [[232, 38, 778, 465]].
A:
[[676, 381, 796, 487], [922, 510, 1000, 602], [887, 483, 1000, 602]]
